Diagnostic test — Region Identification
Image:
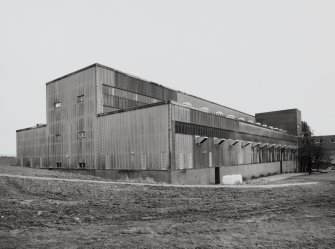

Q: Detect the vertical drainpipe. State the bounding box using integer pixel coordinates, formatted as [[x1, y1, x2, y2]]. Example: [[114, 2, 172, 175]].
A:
[[168, 102, 175, 184], [280, 149, 283, 174]]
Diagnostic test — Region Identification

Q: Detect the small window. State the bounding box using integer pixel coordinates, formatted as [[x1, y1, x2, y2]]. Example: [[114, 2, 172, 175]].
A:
[[78, 131, 85, 138], [79, 162, 85, 168], [77, 95, 84, 102], [320, 139, 324, 143], [56, 162, 62, 168], [55, 134, 61, 141], [55, 102, 61, 108], [315, 139, 320, 143], [331, 138, 335, 143]]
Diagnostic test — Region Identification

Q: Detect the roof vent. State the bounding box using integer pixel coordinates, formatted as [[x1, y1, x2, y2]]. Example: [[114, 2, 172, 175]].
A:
[[262, 124, 268, 127], [242, 141, 251, 148], [215, 111, 224, 116], [226, 115, 236, 119], [269, 126, 274, 129], [274, 128, 279, 131], [182, 102, 192, 107], [230, 140, 239, 146], [248, 120, 254, 123], [238, 117, 245, 121], [255, 122, 261, 126], [214, 137, 226, 145], [200, 107, 209, 112], [195, 135, 208, 144]]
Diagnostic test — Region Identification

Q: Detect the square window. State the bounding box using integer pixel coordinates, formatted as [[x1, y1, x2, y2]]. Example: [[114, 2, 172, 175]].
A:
[[55, 102, 61, 108], [78, 131, 85, 138], [77, 95, 84, 102], [55, 134, 61, 141], [79, 162, 85, 168], [56, 162, 62, 168], [330, 139, 335, 143]]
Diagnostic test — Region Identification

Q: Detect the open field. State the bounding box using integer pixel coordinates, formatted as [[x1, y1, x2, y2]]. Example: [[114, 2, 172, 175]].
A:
[[0, 165, 335, 248]]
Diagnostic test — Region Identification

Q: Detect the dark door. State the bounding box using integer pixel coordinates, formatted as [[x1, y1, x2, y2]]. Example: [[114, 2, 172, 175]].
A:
[[215, 167, 220, 184]]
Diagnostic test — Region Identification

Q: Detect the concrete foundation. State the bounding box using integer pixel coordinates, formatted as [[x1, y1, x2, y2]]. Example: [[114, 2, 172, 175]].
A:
[[52, 160, 296, 185], [219, 160, 296, 182], [53, 169, 172, 184], [171, 168, 215, 185]]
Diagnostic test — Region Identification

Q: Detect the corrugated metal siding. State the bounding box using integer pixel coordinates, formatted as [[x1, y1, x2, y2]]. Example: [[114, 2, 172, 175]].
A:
[[175, 134, 193, 169], [239, 122, 296, 143], [171, 104, 239, 131], [97, 104, 170, 170], [114, 71, 177, 101], [177, 92, 255, 121], [16, 127, 47, 168], [46, 67, 97, 168]]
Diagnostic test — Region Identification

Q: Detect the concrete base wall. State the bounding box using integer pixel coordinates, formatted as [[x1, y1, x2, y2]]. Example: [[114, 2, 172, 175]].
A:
[[52, 160, 296, 185], [220, 160, 296, 181], [171, 168, 215, 185], [282, 160, 296, 173], [53, 169, 172, 184]]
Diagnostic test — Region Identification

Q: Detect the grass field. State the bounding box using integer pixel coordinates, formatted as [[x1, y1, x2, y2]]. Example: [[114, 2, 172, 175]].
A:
[[0, 164, 334, 249]]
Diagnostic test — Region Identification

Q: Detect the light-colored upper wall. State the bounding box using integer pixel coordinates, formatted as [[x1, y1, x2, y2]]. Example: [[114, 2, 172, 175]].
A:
[[46, 66, 97, 168]]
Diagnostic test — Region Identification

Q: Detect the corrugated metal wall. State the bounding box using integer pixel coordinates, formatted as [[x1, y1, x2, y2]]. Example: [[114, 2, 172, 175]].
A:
[[16, 126, 47, 168], [171, 103, 297, 170], [46, 66, 97, 168], [97, 104, 170, 170], [176, 92, 255, 121]]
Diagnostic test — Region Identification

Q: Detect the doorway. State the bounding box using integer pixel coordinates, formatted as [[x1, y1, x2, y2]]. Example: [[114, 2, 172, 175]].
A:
[[215, 167, 220, 184]]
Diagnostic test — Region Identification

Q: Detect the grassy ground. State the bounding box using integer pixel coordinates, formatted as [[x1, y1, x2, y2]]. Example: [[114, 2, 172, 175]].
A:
[[0, 164, 335, 249]]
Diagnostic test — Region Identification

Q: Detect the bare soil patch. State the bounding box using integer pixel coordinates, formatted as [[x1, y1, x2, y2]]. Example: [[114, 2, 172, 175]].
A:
[[0, 164, 335, 248]]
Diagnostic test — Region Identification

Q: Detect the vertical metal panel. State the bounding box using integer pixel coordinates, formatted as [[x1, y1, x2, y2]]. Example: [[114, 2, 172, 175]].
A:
[[114, 71, 177, 101], [16, 126, 48, 168], [174, 134, 193, 170], [97, 104, 170, 170], [46, 66, 97, 168], [176, 92, 255, 121]]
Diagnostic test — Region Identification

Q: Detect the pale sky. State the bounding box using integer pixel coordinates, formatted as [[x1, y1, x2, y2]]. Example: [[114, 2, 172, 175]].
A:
[[1, 0, 334, 155]]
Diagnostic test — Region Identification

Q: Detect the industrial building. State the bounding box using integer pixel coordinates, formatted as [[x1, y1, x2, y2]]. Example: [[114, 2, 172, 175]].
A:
[[16, 63, 298, 184], [313, 135, 335, 166]]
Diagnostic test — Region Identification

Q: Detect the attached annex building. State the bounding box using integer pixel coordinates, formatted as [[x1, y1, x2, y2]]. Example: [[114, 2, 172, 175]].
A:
[[16, 64, 298, 184]]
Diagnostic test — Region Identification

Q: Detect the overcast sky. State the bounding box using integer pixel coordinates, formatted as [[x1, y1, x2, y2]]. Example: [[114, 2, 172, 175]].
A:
[[1, 0, 334, 155]]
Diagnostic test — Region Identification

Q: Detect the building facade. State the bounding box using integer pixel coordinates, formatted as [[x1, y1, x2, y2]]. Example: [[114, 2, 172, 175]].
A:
[[17, 64, 298, 184], [313, 135, 335, 166]]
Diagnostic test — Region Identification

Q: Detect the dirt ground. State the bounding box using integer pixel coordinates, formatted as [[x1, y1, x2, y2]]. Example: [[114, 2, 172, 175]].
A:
[[0, 165, 335, 249]]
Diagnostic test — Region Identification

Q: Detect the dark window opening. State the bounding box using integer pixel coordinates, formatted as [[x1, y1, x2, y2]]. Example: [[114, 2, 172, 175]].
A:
[[79, 163, 86, 168], [78, 131, 86, 138], [56, 162, 62, 168], [55, 134, 61, 141], [77, 95, 84, 102]]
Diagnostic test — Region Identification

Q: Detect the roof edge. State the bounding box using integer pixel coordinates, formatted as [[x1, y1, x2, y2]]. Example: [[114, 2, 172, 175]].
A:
[[16, 124, 47, 132]]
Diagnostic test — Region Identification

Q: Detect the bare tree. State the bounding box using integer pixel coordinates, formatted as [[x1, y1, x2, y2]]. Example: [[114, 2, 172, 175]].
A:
[[299, 121, 331, 173]]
